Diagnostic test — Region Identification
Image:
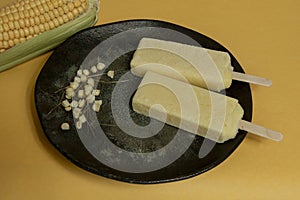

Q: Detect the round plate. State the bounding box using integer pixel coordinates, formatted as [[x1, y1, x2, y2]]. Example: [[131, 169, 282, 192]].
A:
[[34, 19, 252, 184]]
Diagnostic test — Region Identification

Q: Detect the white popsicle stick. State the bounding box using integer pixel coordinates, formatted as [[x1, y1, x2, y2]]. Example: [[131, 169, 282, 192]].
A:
[[239, 120, 283, 142], [232, 72, 272, 87]]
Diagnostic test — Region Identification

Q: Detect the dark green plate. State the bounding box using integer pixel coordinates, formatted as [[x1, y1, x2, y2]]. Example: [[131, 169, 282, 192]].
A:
[[34, 19, 252, 184]]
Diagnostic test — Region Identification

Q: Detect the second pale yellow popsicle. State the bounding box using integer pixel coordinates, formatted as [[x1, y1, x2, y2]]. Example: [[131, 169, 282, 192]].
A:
[[132, 71, 244, 143]]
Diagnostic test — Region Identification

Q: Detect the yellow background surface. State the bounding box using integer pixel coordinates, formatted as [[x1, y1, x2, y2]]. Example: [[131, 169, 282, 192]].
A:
[[0, 0, 299, 199]]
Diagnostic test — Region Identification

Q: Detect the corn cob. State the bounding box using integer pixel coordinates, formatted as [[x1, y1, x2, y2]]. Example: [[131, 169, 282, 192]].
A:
[[0, 0, 100, 72]]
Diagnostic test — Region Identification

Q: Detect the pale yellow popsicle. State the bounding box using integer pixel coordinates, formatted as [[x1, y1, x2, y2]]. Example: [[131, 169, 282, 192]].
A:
[[130, 38, 272, 91], [132, 71, 244, 143]]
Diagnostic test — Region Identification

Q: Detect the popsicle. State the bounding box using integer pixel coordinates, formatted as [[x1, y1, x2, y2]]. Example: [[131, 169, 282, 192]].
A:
[[130, 38, 272, 91], [132, 71, 282, 143]]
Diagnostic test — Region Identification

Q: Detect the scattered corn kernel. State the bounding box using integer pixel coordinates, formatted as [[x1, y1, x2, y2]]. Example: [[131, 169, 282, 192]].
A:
[[65, 94, 71, 99], [107, 70, 114, 79], [79, 114, 87, 123], [92, 89, 100, 96], [97, 62, 105, 70], [84, 84, 93, 94], [78, 99, 85, 108], [86, 94, 95, 104], [70, 100, 78, 108], [65, 106, 72, 111], [83, 69, 90, 76], [73, 107, 81, 119], [77, 89, 84, 98], [74, 76, 81, 83], [70, 81, 79, 89], [93, 100, 102, 112], [62, 99, 70, 107], [77, 69, 83, 76], [76, 121, 82, 129], [80, 74, 87, 82], [87, 78, 94, 87], [66, 87, 75, 97], [61, 122, 70, 130], [90, 65, 97, 73]]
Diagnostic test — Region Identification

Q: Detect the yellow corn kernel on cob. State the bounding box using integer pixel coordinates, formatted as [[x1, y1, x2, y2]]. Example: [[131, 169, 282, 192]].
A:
[[0, 0, 100, 72]]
